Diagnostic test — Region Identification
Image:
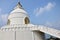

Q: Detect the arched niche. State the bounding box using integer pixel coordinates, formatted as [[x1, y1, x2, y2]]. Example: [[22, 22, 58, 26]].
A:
[[24, 17, 30, 24], [7, 19, 10, 25]]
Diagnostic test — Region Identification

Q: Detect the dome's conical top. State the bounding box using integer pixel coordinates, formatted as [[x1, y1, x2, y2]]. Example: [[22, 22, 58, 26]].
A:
[[14, 2, 22, 9], [10, 2, 27, 14]]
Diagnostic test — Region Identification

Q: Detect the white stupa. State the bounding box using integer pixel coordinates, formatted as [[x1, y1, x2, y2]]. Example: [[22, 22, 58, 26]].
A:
[[0, 2, 60, 40]]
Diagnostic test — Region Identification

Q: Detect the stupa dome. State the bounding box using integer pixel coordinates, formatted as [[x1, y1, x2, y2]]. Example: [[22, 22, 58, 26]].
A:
[[7, 2, 30, 25]]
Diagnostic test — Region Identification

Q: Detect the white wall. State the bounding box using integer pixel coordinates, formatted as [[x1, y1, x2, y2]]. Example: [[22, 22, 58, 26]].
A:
[[16, 30, 33, 40], [0, 31, 14, 40], [33, 31, 45, 40], [0, 30, 45, 40]]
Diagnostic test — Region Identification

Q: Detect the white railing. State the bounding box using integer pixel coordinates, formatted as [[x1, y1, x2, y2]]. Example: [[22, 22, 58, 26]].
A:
[[0, 24, 60, 38]]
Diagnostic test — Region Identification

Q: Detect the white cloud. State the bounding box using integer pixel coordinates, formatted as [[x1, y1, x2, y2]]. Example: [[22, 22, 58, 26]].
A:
[[44, 21, 53, 27], [0, 14, 8, 27], [44, 21, 60, 30], [1, 14, 8, 22], [0, 8, 8, 27], [34, 2, 56, 16]]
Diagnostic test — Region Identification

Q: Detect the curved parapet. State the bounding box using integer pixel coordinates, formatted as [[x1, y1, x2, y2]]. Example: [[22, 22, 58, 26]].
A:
[[0, 24, 60, 38], [31, 25, 60, 38]]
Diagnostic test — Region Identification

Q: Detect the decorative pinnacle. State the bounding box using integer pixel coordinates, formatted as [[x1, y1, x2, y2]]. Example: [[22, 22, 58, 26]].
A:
[[14, 2, 22, 9]]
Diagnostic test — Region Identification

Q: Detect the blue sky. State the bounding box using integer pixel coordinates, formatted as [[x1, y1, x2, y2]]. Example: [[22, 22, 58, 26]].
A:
[[0, 0, 60, 30]]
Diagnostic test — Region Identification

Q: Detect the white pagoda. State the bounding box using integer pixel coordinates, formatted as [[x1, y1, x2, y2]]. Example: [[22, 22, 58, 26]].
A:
[[0, 2, 60, 40]]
